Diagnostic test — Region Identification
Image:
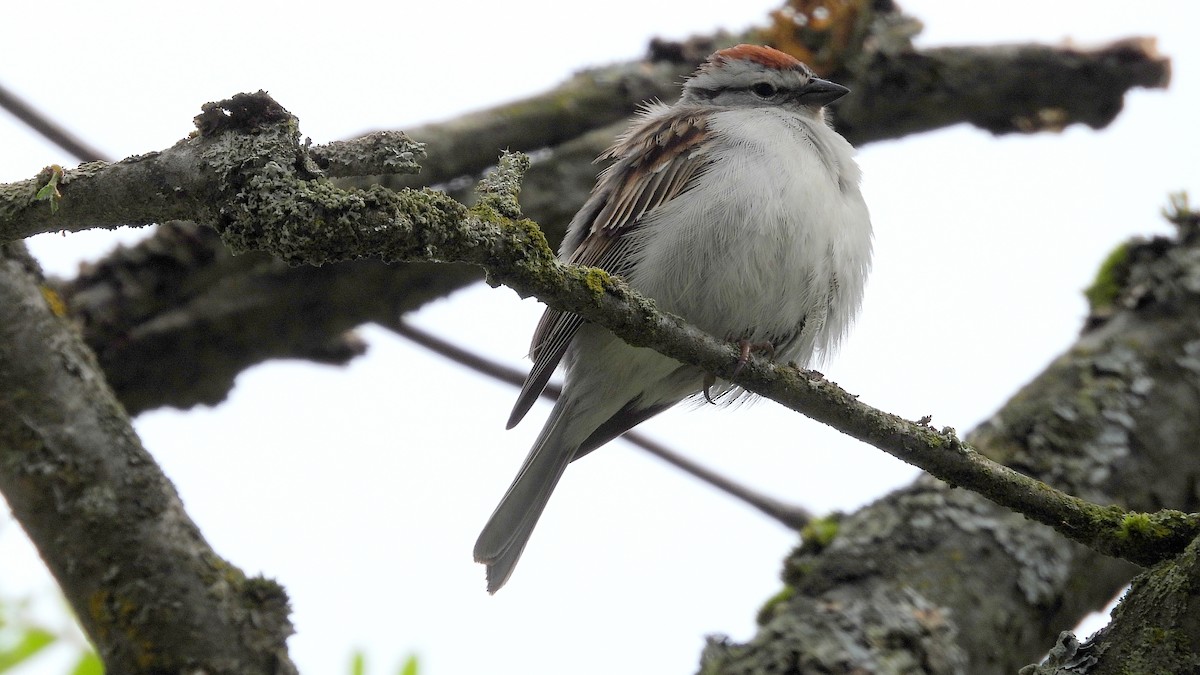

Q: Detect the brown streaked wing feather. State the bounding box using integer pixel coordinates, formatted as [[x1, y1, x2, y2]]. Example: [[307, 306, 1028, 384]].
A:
[[506, 308, 579, 429], [506, 109, 713, 429]]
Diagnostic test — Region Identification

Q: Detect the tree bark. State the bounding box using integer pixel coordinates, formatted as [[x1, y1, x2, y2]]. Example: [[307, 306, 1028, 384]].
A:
[[0, 242, 296, 674], [703, 211, 1200, 674]]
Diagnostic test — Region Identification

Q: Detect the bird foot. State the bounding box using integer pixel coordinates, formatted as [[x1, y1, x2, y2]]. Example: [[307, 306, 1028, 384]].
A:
[[732, 339, 775, 380], [703, 339, 775, 404], [703, 373, 721, 404]]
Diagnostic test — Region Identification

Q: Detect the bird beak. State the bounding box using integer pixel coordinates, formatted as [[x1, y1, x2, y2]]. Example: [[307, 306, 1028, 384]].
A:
[[796, 78, 850, 106]]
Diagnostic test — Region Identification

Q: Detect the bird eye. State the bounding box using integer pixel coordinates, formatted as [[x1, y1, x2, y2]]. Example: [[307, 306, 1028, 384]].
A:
[[750, 82, 777, 98]]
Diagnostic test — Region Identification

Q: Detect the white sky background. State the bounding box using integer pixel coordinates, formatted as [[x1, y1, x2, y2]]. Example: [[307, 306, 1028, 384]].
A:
[[1, 1, 1197, 673]]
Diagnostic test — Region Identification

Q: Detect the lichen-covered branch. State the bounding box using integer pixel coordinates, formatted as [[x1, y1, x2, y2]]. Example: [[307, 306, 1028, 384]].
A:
[[11, 91, 1193, 571], [0, 95, 424, 244], [23, 28, 1165, 414], [1021, 536, 1200, 674], [703, 206, 1200, 674], [307, 131, 425, 178], [61, 221, 469, 413], [366, 31, 1169, 193], [0, 242, 296, 674], [835, 37, 1170, 143], [0, 11, 1163, 415]]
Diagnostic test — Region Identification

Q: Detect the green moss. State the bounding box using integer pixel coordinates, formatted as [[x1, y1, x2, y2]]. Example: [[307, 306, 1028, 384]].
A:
[[511, 218, 553, 256], [781, 552, 819, 587], [474, 151, 530, 219], [242, 575, 289, 606], [1117, 625, 1200, 674], [1117, 512, 1170, 540], [583, 267, 613, 296], [494, 214, 555, 259], [1084, 242, 1131, 311], [1144, 626, 1170, 645], [196, 550, 249, 592], [87, 591, 112, 638], [801, 515, 840, 548], [469, 202, 500, 222], [755, 585, 796, 625], [1162, 191, 1195, 228]]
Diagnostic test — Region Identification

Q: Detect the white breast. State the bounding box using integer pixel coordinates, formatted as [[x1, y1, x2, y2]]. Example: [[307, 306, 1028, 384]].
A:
[[624, 107, 872, 366]]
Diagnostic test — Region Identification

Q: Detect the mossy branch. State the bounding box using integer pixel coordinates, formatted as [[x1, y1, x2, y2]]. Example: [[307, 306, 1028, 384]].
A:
[[3, 91, 1192, 568]]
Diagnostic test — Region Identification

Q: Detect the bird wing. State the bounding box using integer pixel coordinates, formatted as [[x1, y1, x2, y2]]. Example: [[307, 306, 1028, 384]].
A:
[[506, 107, 713, 429]]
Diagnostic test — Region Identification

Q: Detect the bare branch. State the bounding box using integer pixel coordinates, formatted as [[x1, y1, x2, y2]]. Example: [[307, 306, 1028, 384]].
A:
[[386, 318, 813, 530], [0, 81, 109, 162]]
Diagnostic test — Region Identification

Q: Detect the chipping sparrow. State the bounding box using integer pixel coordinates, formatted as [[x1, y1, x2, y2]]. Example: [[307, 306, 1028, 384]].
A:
[[474, 45, 872, 592]]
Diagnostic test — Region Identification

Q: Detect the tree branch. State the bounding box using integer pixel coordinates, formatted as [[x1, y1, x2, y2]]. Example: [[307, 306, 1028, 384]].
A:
[[0, 68, 1190, 670], [2, 31, 1161, 413], [0, 97, 425, 244], [10, 90, 1191, 566], [1021, 536, 1200, 674], [703, 202, 1200, 674], [0, 241, 296, 674], [1, 21, 1166, 414], [0, 82, 109, 163]]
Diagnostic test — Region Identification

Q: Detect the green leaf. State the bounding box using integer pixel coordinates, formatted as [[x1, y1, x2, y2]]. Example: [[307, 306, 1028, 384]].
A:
[[34, 165, 64, 215], [69, 651, 104, 675], [0, 626, 56, 672], [350, 650, 366, 675], [398, 654, 419, 675]]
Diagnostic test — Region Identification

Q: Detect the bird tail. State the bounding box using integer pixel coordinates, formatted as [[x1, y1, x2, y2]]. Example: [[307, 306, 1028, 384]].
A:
[[474, 400, 577, 593]]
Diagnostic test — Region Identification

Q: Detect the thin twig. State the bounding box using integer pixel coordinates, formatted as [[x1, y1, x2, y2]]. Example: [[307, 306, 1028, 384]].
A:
[[384, 318, 812, 531], [0, 82, 111, 163]]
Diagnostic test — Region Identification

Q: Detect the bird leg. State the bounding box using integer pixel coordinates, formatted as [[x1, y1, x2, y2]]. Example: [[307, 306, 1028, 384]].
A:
[[703, 339, 776, 404]]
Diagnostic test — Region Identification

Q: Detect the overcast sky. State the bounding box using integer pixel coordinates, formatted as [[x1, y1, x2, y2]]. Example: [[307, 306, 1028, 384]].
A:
[[2, 2, 1197, 673]]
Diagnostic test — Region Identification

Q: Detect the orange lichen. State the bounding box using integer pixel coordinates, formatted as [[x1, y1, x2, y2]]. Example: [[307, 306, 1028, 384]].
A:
[[39, 285, 68, 318], [760, 0, 865, 75]]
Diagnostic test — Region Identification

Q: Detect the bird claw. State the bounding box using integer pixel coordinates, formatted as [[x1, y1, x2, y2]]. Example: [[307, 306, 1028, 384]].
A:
[[702, 373, 719, 404], [732, 339, 775, 380], [705, 340, 775, 404]]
